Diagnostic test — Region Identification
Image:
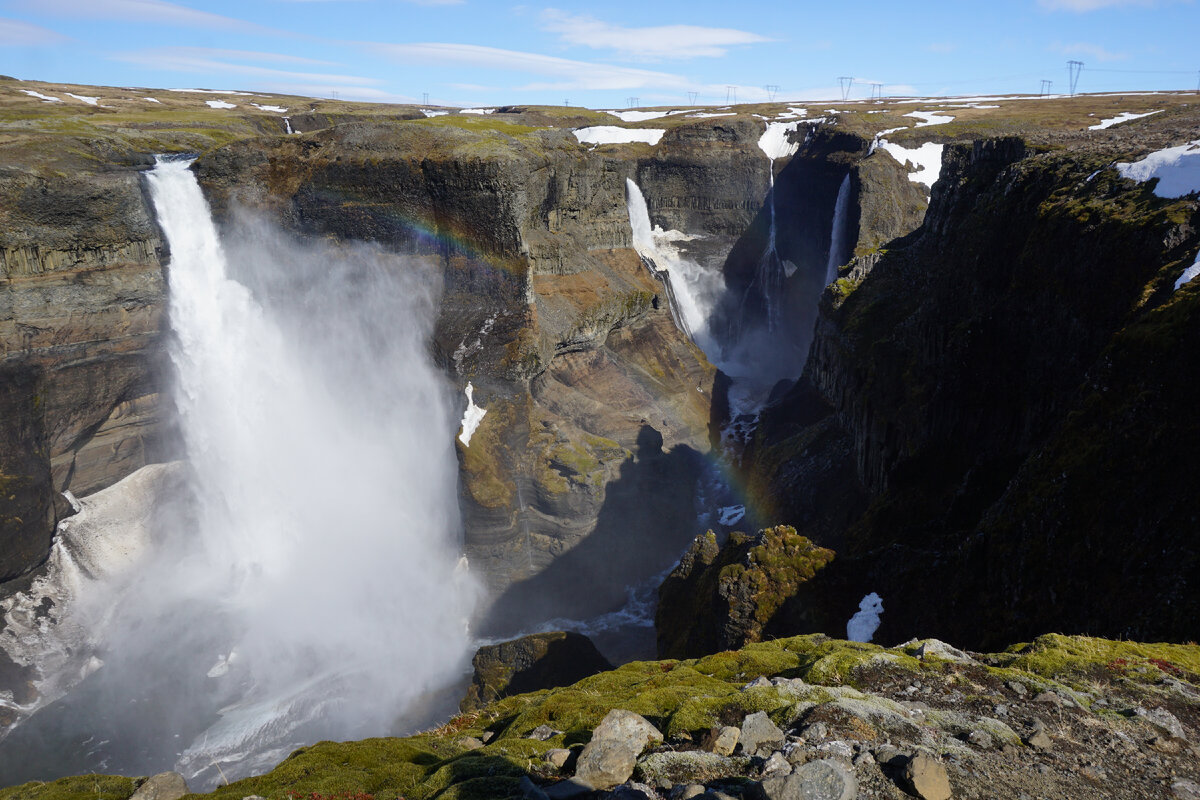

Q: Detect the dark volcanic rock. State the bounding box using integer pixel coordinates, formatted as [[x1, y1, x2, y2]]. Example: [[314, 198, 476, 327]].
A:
[[656, 526, 835, 659], [461, 631, 613, 711], [745, 129, 1200, 649]]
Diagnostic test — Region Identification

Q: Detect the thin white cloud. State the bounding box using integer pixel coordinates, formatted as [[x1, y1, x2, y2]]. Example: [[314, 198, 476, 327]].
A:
[[139, 47, 338, 66], [0, 16, 68, 44], [371, 42, 689, 91], [1052, 41, 1128, 61], [115, 48, 382, 85], [21, 0, 270, 32], [540, 9, 769, 60]]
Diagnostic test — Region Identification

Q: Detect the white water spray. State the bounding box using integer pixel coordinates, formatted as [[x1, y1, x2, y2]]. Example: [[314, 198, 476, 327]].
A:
[[824, 174, 852, 286], [625, 178, 725, 357], [0, 157, 481, 785]]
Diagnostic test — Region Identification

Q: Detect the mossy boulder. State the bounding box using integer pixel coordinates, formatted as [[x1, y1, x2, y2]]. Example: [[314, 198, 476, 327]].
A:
[[656, 526, 836, 659], [460, 631, 613, 712]]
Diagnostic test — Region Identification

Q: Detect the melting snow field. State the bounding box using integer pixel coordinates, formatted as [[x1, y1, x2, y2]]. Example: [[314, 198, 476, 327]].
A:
[[250, 103, 288, 113], [758, 121, 801, 160], [65, 93, 100, 106], [1116, 140, 1200, 198], [460, 108, 494, 115], [574, 126, 665, 146], [846, 592, 885, 643], [905, 110, 954, 127], [1088, 110, 1163, 130], [420, 109, 448, 117], [877, 140, 945, 190], [205, 100, 237, 109], [143, 97, 162, 104], [458, 382, 487, 446], [20, 90, 60, 102], [1174, 249, 1200, 291], [605, 109, 671, 122]]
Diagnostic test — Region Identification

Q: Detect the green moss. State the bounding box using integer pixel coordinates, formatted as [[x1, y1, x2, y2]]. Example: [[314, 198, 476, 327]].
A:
[[994, 634, 1200, 688], [0, 775, 137, 800]]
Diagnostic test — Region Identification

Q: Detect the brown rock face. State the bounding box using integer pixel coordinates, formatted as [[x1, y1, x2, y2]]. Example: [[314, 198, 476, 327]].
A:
[[0, 161, 169, 581]]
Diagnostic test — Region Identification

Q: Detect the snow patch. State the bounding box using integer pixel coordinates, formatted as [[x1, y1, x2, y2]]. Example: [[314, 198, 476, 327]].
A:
[[20, 89, 60, 102], [458, 382, 487, 447], [846, 592, 884, 643], [877, 140, 945, 190], [605, 109, 671, 122], [758, 121, 801, 160], [460, 108, 494, 115], [65, 93, 100, 106], [574, 126, 665, 146], [1116, 140, 1200, 198], [206, 100, 237, 109], [143, 97, 162, 104], [905, 110, 954, 127], [250, 103, 287, 113], [1088, 110, 1163, 130], [420, 109, 448, 117], [688, 112, 736, 118], [1174, 248, 1200, 291], [168, 88, 252, 95]]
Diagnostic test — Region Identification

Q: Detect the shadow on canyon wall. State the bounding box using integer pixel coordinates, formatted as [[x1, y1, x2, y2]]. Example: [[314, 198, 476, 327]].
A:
[[479, 424, 703, 648]]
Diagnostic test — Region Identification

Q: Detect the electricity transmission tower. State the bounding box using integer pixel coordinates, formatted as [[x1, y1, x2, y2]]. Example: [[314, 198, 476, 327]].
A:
[[1040, 80, 1052, 96], [726, 85, 738, 104], [838, 76, 853, 101], [763, 84, 779, 102], [688, 91, 698, 104], [422, 92, 429, 106], [867, 82, 883, 100], [626, 97, 640, 108], [1067, 60, 1084, 96]]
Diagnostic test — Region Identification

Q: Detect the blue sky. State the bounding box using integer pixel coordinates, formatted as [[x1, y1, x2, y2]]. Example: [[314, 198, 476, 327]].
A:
[[0, 0, 1197, 107]]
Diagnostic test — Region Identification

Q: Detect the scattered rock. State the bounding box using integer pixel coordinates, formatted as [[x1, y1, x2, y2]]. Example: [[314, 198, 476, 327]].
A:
[[481, 730, 495, 743], [1033, 691, 1062, 706], [456, 736, 484, 750], [131, 773, 189, 800], [1134, 706, 1188, 741], [609, 782, 656, 800], [575, 709, 663, 790], [741, 711, 785, 756], [903, 753, 952, 800], [1025, 728, 1053, 751], [1172, 778, 1200, 799], [520, 775, 551, 800], [910, 639, 976, 663], [759, 758, 856, 800], [967, 729, 992, 749], [1006, 681, 1028, 697], [544, 777, 592, 799], [529, 724, 563, 741], [761, 751, 791, 776], [674, 785, 707, 800], [745, 676, 773, 690], [545, 748, 572, 769], [635, 752, 748, 787], [701, 725, 739, 756]]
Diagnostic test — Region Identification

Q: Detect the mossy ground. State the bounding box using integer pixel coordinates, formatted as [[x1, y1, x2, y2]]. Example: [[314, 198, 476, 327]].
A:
[[4, 633, 1198, 800]]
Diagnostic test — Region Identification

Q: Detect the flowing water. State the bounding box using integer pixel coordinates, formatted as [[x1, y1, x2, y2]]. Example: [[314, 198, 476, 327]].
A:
[[0, 157, 480, 787], [825, 174, 852, 286]]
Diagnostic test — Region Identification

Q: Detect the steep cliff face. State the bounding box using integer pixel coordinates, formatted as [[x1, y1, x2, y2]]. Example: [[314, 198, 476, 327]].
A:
[[193, 116, 788, 619], [0, 152, 169, 581], [747, 118, 1200, 649]]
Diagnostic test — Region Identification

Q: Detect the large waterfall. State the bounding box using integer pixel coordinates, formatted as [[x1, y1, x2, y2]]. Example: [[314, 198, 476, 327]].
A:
[[0, 157, 479, 786]]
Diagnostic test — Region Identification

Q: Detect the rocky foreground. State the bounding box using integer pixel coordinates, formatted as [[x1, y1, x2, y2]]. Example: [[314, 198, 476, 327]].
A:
[[4, 633, 1198, 800]]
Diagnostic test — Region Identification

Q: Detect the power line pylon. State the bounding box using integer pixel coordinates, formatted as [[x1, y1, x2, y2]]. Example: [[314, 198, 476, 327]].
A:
[[1067, 60, 1084, 96], [688, 91, 698, 104], [726, 85, 737, 104], [837, 76, 853, 101], [763, 84, 779, 102], [1040, 79, 1052, 97]]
